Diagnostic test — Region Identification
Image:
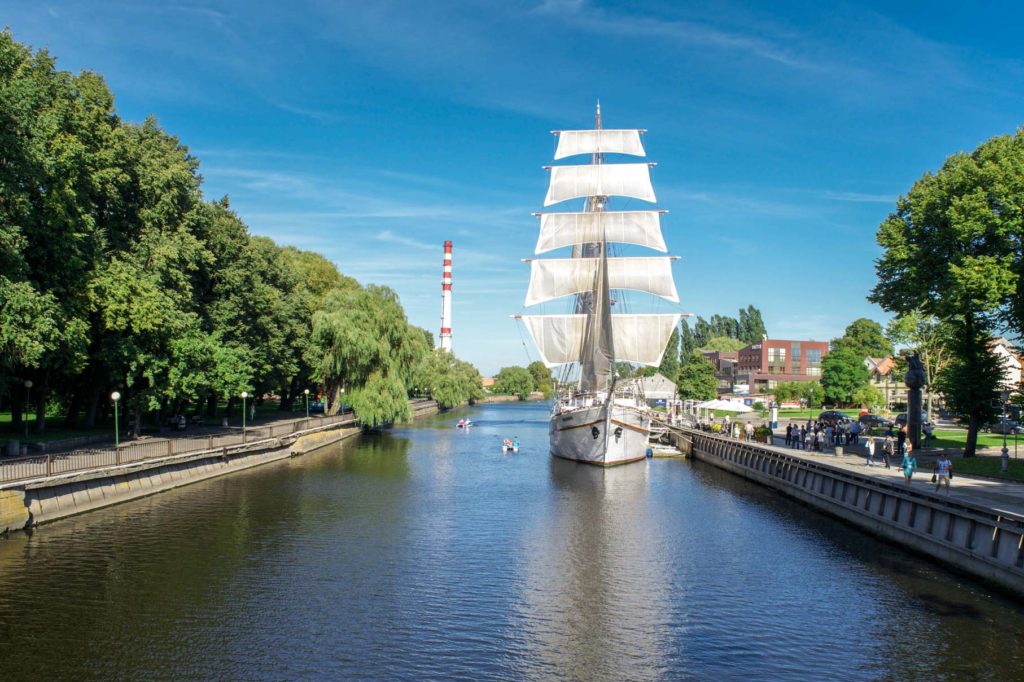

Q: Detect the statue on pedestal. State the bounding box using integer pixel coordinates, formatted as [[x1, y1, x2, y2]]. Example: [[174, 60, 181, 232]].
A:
[[904, 353, 927, 450]]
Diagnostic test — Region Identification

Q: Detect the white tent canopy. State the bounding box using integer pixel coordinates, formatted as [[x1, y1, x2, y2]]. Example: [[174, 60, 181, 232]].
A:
[[697, 399, 753, 413]]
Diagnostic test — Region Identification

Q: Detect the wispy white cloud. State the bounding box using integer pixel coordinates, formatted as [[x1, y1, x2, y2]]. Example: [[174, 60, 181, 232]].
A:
[[821, 191, 896, 204]]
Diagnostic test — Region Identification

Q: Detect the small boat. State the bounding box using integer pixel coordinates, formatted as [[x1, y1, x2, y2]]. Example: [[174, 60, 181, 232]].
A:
[[456, 419, 473, 429], [502, 438, 520, 453]]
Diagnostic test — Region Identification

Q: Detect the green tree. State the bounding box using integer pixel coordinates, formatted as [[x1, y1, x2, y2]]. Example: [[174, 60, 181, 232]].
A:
[[679, 318, 696, 357], [492, 366, 534, 399], [657, 326, 681, 382], [885, 311, 954, 420], [832, 318, 893, 359], [676, 350, 717, 401], [740, 305, 767, 344], [870, 131, 1021, 456], [700, 336, 747, 352], [821, 347, 869, 405], [527, 361, 554, 398], [852, 385, 884, 410], [312, 285, 425, 426]]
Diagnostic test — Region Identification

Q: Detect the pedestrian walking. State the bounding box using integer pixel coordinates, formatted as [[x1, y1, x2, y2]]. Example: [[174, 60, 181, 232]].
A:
[[880, 434, 892, 469], [744, 422, 754, 442], [897, 424, 907, 456], [901, 447, 917, 485], [785, 424, 792, 447], [934, 454, 953, 495], [865, 435, 876, 466]]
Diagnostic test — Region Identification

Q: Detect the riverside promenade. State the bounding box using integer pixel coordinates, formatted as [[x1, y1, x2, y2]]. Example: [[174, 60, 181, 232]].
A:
[[758, 436, 1024, 517], [674, 426, 1024, 597]]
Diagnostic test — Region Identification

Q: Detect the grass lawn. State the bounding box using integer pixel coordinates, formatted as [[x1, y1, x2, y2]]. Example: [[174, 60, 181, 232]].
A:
[[777, 408, 859, 420], [930, 429, 1023, 452], [952, 455, 1024, 483]]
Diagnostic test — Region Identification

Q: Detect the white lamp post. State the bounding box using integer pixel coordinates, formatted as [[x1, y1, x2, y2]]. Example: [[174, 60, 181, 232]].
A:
[[304, 388, 310, 419], [111, 392, 121, 459], [241, 391, 248, 436]]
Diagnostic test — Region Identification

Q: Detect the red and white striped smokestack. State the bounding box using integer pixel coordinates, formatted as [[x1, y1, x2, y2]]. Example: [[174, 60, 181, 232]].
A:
[[440, 240, 453, 352]]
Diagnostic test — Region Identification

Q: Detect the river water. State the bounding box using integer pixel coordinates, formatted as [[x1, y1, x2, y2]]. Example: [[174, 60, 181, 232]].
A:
[[1, 402, 1022, 680]]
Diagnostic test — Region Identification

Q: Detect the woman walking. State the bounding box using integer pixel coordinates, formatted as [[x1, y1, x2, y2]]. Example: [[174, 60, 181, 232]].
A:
[[901, 443, 917, 485], [865, 435, 876, 466]]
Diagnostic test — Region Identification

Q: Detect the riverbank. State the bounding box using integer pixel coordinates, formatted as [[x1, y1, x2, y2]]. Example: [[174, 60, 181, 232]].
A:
[[674, 427, 1024, 597], [0, 399, 441, 534]]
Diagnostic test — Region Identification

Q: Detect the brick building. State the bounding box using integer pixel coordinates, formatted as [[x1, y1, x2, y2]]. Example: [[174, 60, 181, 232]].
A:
[[734, 339, 829, 394], [700, 350, 738, 394]]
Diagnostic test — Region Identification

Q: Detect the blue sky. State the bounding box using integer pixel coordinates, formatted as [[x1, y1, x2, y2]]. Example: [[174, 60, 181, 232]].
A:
[[4, 1, 1024, 374]]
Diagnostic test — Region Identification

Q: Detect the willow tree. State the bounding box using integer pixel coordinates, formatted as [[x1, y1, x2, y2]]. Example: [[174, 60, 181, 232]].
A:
[[312, 284, 426, 426], [870, 130, 1023, 456]]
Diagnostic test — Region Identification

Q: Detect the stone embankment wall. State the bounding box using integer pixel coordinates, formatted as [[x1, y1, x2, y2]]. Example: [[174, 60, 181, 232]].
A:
[[0, 421, 361, 534], [681, 429, 1024, 597], [1, 399, 443, 535]]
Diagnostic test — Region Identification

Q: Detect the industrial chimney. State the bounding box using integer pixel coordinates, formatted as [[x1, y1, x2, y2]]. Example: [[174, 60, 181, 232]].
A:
[[440, 240, 452, 352]]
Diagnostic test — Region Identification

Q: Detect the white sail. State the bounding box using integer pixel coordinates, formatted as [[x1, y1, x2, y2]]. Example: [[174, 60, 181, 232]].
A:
[[524, 257, 678, 306], [536, 211, 667, 254], [544, 164, 656, 206], [521, 313, 681, 367], [554, 129, 646, 159]]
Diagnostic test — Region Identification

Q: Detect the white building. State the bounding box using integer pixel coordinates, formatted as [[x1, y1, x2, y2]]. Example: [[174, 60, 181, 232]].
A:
[[990, 338, 1022, 393]]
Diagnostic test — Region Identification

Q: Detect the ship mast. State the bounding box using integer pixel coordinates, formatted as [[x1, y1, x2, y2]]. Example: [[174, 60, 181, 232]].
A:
[[574, 101, 615, 394]]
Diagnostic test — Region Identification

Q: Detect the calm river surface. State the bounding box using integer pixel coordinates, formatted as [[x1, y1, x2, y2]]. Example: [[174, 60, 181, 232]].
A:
[[1, 402, 1023, 680]]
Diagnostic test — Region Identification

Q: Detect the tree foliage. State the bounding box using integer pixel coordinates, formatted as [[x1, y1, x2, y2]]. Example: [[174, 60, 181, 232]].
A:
[[492, 366, 534, 399], [676, 351, 717, 401], [409, 349, 484, 410], [657, 326, 681, 382], [832, 318, 893, 359], [870, 130, 1023, 455], [821, 347, 870, 405], [690, 306, 766, 349], [527, 361, 554, 398], [0, 31, 481, 434], [700, 336, 747, 352]]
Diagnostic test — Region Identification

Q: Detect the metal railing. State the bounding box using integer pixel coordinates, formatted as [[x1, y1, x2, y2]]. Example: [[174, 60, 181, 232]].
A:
[[0, 413, 355, 485]]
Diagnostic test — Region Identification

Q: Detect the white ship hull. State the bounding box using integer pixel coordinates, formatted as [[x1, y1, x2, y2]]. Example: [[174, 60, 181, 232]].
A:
[[549, 402, 650, 466]]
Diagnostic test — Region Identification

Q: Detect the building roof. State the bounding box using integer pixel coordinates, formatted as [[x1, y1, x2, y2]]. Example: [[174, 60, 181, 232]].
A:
[[639, 372, 677, 400], [864, 356, 896, 376]]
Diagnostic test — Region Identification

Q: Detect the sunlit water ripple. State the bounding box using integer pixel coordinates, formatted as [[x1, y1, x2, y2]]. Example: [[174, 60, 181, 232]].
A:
[[0, 402, 1022, 680]]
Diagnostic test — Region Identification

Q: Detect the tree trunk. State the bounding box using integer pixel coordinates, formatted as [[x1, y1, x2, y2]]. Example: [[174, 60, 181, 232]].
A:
[[205, 393, 217, 418], [83, 387, 100, 429], [34, 372, 48, 435], [225, 396, 235, 419], [963, 312, 979, 458], [9, 387, 23, 434], [64, 387, 83, 429]]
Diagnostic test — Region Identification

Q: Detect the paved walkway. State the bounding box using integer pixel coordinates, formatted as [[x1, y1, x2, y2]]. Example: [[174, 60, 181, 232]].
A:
[[757, 436, 1024, 518]]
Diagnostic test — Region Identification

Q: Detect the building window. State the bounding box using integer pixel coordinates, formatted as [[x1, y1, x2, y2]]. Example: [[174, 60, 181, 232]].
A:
[[806, 348, 821, 373], [768, 347, 786, 374], [791, 343, 801, 364]]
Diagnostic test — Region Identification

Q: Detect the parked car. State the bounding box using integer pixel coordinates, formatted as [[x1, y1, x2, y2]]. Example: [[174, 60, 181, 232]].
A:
[[984, 419, 1020, 435], [895, 411, 928, 426], [858, 414, 894, 429], [817, 410, 848, 424]]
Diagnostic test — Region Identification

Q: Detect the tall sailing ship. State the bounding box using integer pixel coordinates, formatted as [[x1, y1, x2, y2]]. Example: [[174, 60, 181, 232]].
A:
[[518, 105, 681, 466]]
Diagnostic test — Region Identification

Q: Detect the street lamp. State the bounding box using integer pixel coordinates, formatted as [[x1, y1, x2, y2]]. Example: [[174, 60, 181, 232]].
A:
[[304, 388, 310, 419], [340, 386, 345, 414], [23, 380, 32, 439], [1001, 390, 1011, 473], [241, 391, 248, 435], [111, 391, 121, 450]]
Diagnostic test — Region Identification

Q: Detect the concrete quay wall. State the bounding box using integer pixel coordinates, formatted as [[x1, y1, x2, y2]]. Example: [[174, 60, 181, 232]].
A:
[[684, 429, 1024, 597], [1, 422, 361, 533]]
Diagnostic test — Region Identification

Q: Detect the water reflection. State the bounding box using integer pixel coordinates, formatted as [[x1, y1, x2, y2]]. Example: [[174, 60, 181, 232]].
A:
[[515, 459, 670, 680], [0, 404, 1021, 681]]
